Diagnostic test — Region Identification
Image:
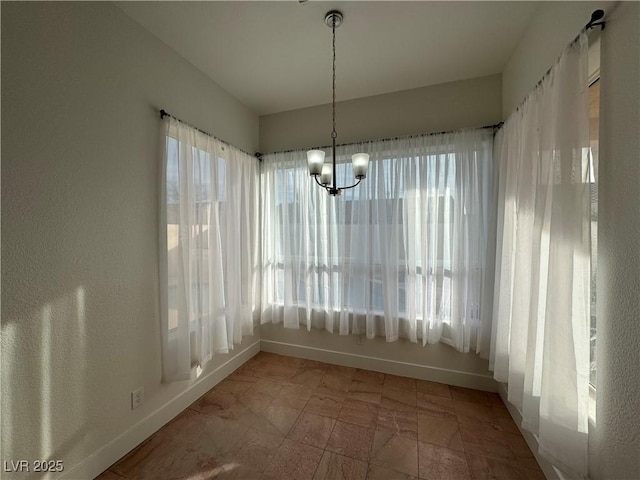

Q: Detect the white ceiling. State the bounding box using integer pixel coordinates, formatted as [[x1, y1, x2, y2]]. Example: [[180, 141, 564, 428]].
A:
[[117, 1, 540, 115]]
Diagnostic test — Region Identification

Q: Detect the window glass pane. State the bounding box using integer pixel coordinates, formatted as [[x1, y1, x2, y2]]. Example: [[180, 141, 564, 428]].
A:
[[589, 78, 600, 387]]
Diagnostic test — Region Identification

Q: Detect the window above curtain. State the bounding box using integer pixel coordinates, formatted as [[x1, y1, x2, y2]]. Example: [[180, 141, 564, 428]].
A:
[[260, 129, 496, 354]]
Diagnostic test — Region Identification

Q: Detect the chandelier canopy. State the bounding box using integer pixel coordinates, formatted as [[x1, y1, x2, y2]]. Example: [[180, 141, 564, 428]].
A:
[[307, 11, 369, 196]]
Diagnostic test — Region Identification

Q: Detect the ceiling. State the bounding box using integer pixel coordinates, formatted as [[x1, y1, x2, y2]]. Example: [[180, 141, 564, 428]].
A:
[[117, 1, 540, 116]]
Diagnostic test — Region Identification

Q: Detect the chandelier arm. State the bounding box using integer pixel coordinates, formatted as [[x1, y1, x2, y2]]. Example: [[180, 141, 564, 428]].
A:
[[312, 174, 328, 189], [338, 178, 362, 191]]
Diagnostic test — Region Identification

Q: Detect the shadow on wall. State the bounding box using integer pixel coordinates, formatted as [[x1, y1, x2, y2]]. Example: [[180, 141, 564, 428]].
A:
[[3, 288, 90, 479]]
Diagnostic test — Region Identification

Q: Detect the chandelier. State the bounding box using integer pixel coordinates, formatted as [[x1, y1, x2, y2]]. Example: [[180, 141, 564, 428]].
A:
[[307, 11, 369, 196]]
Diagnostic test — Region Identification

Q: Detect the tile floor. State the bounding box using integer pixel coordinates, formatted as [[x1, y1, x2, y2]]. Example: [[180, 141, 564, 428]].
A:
[[98, 352, 545, 480]]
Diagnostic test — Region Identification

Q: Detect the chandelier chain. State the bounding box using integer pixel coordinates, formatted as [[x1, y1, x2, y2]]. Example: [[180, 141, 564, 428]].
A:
[[331, 18, 337, 140]]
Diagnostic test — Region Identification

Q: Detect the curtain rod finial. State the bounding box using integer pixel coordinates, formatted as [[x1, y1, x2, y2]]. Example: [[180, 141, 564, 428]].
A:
[[587, 10, 606, 30]]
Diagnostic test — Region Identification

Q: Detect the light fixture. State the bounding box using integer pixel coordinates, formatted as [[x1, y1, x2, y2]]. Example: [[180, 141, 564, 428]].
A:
[[307, 11, 369, 196]]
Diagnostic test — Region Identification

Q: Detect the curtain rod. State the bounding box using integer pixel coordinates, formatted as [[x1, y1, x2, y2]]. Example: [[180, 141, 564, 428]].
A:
[[159, 109, 261, 161], [508, 10, 606, 118], [257, 122, 504, 157]]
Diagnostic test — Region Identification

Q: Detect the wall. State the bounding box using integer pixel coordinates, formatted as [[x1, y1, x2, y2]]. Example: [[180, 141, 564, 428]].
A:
[[501, 1, 617, 117], [1, 2, 259, 479], [261, 325, 497, 392], [592, 2, 640, 478], [259, 74, 502, 153]]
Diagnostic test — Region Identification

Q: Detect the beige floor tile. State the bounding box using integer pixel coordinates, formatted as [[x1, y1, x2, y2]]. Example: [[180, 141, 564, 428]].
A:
[[94, 470, 125, 480], [234, 428, 284, 473], [339, 399, 379, 428], [111, 434, 217, 480], [417, 414, 463, 451], [416, 392, 456, 420], [465, 453, 526, 480], [349, 380, 384, 405], [262, 403, 302, 436], [273, 383, 313, 409], [507, 433, 535, 458], [366, 464, 419, 480], [290, 367, 326, 388], [416, 380, 451, 399], [214, 376, 256, 395], [459, 426, 516, 464], [381, 387, 417, 412], [157, 409, 247, 459], [313, 451, 368, 480], [326, 420, 375, 462], [320, 372, 354, 393], [370, 428, 418, 477], [353, 368, 385, 385], [262, 438, 323, 480], [327, 364, 357, 378], [288, 412, 336, 449], [384, 375, 417, 393], [201, 463, 277, 479], [301, 359, 330, 370], [377, 408, 418, 440], [418, 441, 471, 480], [253, 362, 300, 381], [305, 391, 345, 419], [190, 389, 237, 418], [454, 400, 495, 425]]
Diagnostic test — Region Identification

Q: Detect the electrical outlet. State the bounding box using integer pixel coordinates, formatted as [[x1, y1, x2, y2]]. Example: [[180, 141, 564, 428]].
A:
[[131, 387, 144, 410]]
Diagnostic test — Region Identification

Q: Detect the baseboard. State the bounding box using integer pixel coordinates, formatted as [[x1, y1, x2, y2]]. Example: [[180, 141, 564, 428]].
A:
[[62, 340, 261, 480], [261, 339, 498, 392], [498, 383, 563, 480]]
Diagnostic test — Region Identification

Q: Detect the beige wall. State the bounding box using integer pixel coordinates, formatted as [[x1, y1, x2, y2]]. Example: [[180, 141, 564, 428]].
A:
[[1, 2, 259, 478], [591, 2, 640, 478], [261, 324, 497, 392], [259, 74, 502, 153], [501, 1, 617, 117]]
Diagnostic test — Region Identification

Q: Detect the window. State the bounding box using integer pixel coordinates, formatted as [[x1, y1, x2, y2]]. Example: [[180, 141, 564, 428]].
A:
[[272, 154, 456, 320], [160, 117, 259, 381], [261, 129, 494, 350], [166, 137, 226, 331], [589, 78, 599, 386]]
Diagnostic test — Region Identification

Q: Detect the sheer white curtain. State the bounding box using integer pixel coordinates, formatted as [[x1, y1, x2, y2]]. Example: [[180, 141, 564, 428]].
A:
[[261, 129, 495, 353], [491, 33, 591, 478], [159, 117, 259, 382]]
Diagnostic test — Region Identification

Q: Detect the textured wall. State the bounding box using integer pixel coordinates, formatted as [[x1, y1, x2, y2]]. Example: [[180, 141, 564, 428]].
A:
[[501, 1, 617, 117], [592, 2, 640, 478], [1, 2, 259, 477], [259, 74, 502, 153]]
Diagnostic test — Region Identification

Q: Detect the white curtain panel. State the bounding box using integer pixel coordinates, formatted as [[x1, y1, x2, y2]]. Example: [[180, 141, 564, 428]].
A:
[[261, 129, 495, 353], [491, 33, 591, 478], [159, 117, 259, 382]]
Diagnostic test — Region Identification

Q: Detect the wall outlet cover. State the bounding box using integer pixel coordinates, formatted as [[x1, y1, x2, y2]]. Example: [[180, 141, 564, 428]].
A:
[[131, 387, 144, 410]]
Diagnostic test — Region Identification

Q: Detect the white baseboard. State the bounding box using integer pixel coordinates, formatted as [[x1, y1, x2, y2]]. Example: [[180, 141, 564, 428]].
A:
[[498, 383, 563, 480], [261, 339, 498, 392], [62, 340, 261, 480]]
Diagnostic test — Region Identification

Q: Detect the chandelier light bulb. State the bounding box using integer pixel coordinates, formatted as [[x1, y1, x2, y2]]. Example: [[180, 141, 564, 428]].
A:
[[320, 163, 333, 186], [352, 153, 369, 179], [307, 150, 325, 176]]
